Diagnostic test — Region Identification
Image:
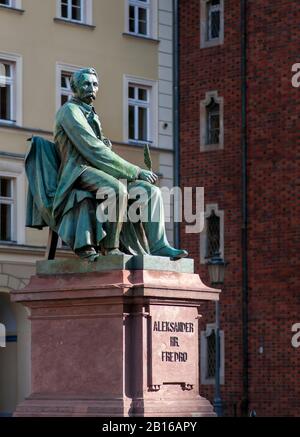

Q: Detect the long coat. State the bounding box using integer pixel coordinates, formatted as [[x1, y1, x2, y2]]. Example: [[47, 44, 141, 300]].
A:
[[53, 97, 140, 220], [26, 98, 152, 253]]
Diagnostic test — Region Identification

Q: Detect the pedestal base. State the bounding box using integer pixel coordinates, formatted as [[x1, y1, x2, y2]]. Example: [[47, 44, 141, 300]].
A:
[[11, 256, 219, 417]]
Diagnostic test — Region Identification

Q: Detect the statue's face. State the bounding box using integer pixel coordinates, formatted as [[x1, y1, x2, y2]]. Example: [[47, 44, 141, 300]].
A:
[[75, 73, 99, 105]]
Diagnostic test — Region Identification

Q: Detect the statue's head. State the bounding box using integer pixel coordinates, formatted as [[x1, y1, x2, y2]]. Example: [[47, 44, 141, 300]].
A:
[[71, 68, 99, 105]]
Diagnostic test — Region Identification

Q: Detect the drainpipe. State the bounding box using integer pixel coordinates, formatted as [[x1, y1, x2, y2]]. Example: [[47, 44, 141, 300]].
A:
[[173, 0, 180, 248], [241, 0, 249, 417]]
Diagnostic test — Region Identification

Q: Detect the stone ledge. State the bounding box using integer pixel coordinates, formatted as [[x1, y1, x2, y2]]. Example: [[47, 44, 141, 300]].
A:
[[36, 255, 194, 275]]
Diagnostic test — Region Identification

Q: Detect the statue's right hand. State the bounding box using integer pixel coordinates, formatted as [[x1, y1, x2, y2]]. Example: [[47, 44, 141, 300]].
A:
[[138, 170, 158, 184]]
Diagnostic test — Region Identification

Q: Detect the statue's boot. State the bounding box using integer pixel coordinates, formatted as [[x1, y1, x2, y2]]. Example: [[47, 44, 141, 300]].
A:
[[106, 248, 126, 256], [151, 245, 188, 259], [75, 246, 100, 262]]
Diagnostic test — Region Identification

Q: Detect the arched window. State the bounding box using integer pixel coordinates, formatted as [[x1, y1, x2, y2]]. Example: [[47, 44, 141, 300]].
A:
[[200, 204, 224, 264], [206, 209, 220, 258], [206, 97, 220, 146], [200, 323, 225, 385], [200, 91, 224, 152]]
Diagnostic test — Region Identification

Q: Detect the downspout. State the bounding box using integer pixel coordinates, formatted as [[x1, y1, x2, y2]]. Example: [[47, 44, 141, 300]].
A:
[[241, 0, 249, 416], [173, 0, 180, 247]]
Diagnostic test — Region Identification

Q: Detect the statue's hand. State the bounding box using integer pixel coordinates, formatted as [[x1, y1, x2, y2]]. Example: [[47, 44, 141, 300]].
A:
[[138, 169, 158, 184], [103, 138, 112, 149]]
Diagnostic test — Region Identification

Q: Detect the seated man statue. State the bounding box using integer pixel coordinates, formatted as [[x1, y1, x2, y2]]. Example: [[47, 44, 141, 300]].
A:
[[27, 67, 187, 262]]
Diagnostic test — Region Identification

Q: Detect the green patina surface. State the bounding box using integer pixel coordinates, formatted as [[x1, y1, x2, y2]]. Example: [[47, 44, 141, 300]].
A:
[[26, 68, 188, 262]]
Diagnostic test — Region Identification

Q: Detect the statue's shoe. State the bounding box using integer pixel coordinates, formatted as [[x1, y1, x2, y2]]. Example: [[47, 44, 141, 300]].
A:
[[106, 248, 126, 256], [75, 246, 100, 262], [151, 245, 188, 259]]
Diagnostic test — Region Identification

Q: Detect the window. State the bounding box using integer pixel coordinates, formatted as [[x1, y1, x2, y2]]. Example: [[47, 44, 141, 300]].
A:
[[0, 61, 15, 123], [0, 161, 26, 244], [0, 53, 22, 125], [206, 209, 220, 258], [206, 98, 220, 145], [60, 0, 83, 22], [128, 84, 150, 143], [200, 324, 225, 385], [0, 0, 22, 9], [200, 204, 224, 264], [60, 71, 73, 106], [56, 63, 82, 110], [0, 177, 14, 241], [207, 0, 220, 41], [128, 0, 150, 37], [124, 76, 158, 147], [200, 0, 224, 48], [57, 0, 93, 25], [200, 91, 223, 152]]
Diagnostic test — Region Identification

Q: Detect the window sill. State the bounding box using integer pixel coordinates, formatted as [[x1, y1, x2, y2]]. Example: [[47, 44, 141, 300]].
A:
[[0, 122, 52, 136], [123, 32, 160, 44], [200, 143, 223, 152], [128, 140, 153, 147], [54, 17, 95, 30], [0, 4, 25, 14], [200, 38, 224, 49]]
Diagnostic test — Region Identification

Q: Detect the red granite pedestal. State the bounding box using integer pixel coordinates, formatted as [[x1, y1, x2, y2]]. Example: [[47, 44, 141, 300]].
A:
[[10, 257, 220, 417]]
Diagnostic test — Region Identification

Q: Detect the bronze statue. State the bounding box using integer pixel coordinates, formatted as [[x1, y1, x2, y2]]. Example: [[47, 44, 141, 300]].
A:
[[26, 68, 188, 261]]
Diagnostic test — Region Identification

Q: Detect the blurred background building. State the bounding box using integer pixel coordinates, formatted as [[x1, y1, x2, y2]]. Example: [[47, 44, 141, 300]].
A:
[[179, 0, 300, 417], [0, 0, 176, 415]]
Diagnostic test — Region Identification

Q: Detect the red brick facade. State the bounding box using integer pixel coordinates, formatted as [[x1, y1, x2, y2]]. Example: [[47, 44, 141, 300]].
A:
[[179, 0, 300, 416]]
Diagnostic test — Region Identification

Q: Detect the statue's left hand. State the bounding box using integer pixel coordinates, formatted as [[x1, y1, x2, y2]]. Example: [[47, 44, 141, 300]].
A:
[[138, 169, 158, 184]]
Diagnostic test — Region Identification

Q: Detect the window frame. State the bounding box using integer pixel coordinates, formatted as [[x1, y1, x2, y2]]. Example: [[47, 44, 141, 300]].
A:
[[0, 60, 15, 124], [60, 71, 73, 106], [0, 159, 26, 245], [0, 0, 22, 9], [200, 203, 224, 264], [56, 63, 83, 111], [56, 0, 93, 25], [200, 323, 225, 385], [128, 85, 150, 144], [0, 0, 12, 7], [125, 0, 157, 39], [0, 53, 22, 126], [0, 177, 14, 242], [200, 90, 224, 152], [207, 1, 221, 41], [200, 0, 224, 49], [206, 98, 220, 145], [123, 75, 158, 147]]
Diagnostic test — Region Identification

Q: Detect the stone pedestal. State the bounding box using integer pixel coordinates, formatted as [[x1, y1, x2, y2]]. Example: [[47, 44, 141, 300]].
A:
[[10, 256, 220, 417]]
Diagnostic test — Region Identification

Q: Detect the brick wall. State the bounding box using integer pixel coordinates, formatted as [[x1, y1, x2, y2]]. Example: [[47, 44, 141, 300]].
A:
[[179, 0, 300, 417]]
